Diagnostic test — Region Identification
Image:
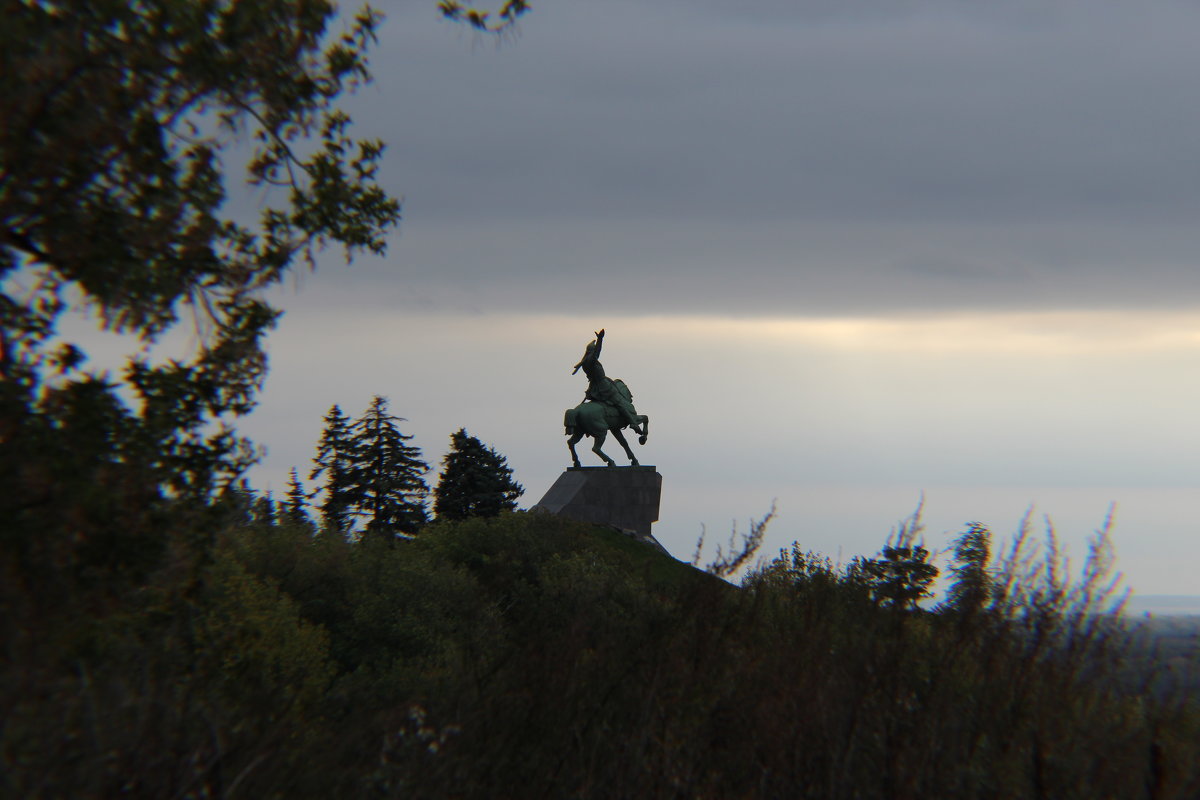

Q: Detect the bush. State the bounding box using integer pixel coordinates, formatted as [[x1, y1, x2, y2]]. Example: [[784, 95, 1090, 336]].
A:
[[5, 507, 1199, 798]]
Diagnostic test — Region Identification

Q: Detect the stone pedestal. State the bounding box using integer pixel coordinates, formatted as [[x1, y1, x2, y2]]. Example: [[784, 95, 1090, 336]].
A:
[[531, 466, 665, 552]]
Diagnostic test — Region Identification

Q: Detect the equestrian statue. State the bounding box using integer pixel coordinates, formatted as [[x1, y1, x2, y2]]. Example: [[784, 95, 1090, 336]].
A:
[[565, 329, 650, 467]]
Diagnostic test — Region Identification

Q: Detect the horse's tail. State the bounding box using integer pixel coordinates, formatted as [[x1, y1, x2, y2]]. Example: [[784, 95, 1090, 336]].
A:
[[564, 407, 578, 435]]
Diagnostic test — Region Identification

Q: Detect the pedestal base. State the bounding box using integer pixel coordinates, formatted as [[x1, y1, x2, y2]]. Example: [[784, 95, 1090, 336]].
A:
[[531, 466, 664, 551]]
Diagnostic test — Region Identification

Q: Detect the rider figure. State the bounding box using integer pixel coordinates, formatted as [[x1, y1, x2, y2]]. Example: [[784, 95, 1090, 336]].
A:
[[572, 329, 645, 436]]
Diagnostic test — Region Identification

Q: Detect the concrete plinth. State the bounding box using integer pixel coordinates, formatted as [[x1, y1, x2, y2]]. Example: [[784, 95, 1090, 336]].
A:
[[531, 466, 665, 551]]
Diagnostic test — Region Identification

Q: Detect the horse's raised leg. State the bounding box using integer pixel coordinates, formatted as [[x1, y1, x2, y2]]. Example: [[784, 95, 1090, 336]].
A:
[[636, 415, 649, 446], [590, 430, 616, 467], [567, 431, 585, 468], [611, 428, 639, 466]]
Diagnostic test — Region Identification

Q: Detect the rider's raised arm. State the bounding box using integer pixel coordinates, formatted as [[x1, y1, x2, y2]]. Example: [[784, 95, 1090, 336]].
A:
[[572, 337, 595, 373], [572, 329, 605, 374]]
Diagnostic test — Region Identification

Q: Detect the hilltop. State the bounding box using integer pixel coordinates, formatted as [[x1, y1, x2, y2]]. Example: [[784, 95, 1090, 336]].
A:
[[8, 508, 1200, 798]]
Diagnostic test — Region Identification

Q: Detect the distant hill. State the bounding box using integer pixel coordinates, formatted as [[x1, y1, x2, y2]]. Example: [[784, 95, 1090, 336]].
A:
[[1126, 594, 1200, 616]]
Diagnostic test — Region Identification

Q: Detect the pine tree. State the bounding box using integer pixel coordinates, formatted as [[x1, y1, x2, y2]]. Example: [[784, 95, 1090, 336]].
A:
[[348, 396, 430, 540], [944, 521, 993, 616], [282, 467, 311, 528], [310, 405, 356, 533], [433, 428, 525, 521]]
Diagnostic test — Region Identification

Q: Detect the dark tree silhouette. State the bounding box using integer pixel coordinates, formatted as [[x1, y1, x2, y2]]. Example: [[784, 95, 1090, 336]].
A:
[[433, 428, 524, 521], [849, 510, 939, 611], [1, 0, 398, 588], [282, 467, 311, 528], [852, 544, 939, 611], [944, 522, 993, 616], [311, 405, 356, 533], [2, 1, 398, 504], [348, 396, 429, 540]]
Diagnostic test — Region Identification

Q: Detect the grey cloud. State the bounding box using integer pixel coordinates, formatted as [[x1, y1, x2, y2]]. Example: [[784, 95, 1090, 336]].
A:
[[305, 0, 1200, 316], [296, 216, 1200, 318], [892, 256, 1032, 284], [367, 0, 1200, 222]]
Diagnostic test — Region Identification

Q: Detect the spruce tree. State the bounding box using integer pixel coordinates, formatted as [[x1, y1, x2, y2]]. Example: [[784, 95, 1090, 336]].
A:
[[282, 467, 311, 528], [944, 522, 993, 616], [348, 396, 430, 540], [434, 428, 524, 521], [310, 405, 356, 533]]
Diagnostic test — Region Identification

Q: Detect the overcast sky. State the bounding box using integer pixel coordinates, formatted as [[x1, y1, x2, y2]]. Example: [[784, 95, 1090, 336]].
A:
[[227, 0, 1200, 595]]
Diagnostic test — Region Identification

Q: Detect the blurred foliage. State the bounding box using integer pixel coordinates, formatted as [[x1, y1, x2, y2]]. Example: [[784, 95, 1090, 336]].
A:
[[6, 506, 1200, 798], [1, 0, 400, 638], [438, 0, 530, 34]]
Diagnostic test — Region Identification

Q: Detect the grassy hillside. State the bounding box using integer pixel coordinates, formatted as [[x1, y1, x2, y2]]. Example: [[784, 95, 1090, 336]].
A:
[[4, 509, 1200, 798]]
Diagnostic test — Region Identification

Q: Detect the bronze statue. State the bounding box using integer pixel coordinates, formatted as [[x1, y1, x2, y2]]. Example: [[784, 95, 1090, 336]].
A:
[[565, 329, 649, 467]]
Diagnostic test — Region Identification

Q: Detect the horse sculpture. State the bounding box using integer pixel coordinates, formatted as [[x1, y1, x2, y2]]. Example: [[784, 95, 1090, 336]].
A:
[[564, 378, 649, 467]]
